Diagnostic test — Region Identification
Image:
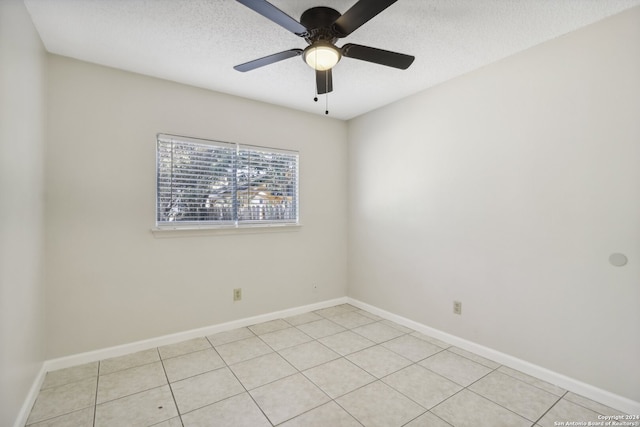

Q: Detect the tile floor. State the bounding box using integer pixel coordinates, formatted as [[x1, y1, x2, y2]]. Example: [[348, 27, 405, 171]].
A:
[[25, 304, 626, 427]]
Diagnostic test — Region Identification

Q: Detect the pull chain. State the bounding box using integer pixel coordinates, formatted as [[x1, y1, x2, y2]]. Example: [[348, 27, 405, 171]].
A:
[[311, 69, 329, 115], [325, 70, 329, 115], [313, 49, 319, 103]]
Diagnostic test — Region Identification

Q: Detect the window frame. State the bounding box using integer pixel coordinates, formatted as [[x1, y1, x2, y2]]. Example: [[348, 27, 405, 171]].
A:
[[155, 133, 299, 231]]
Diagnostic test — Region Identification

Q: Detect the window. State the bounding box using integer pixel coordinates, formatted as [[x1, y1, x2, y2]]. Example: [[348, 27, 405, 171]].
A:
[[156, 134, 298, 228]]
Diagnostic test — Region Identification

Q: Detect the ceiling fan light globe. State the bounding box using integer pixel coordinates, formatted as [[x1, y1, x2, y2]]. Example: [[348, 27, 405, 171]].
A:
[[303, 44, 341, 71]]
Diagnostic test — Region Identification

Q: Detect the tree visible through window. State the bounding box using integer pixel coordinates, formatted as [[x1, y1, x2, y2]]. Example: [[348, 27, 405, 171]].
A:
[[156, 134, 298, 227]]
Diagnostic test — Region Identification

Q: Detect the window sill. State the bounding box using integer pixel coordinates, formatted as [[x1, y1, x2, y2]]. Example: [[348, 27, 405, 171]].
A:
[[151, 223, 302, 238]]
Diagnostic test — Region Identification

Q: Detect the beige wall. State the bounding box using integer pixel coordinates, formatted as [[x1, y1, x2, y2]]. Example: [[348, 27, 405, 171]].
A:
[[0, 0, 47, 424], [348, 7, 640, 402], [45, 56, 348, 358]]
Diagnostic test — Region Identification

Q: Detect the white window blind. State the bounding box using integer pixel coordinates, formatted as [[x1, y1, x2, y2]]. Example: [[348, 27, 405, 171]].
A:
[[156, 134, 298, 227]]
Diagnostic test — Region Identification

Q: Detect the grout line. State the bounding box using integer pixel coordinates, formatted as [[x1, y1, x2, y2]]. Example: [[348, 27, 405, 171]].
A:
[[398, 406, 454, 427], [562, 392, 624, 416], [157, 347, 184, 427], [92, 362, 100, 427], [533, 391, 567, 425], [462, 367, 571, 425], [165, 365, 246, 419], [222, 348, 275, 426], [296, 350, 369, 427], [496, 365, 567, 397], [400, 411, 454, 427], [460, 388, 537, 424], [332, 396, 366, 427], [445, 347, 501, 370]]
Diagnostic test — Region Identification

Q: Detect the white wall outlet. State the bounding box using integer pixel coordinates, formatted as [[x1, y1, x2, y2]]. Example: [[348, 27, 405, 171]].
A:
[[233, 288, 242, 301], [312, 283, 318, 293], [453, 300, 462, 315]]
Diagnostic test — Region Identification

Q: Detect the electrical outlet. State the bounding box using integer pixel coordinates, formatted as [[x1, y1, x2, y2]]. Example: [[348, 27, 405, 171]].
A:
[[233, 288, 242, 302], [453, 300, 462, 315], [312, 283, 318, 293]]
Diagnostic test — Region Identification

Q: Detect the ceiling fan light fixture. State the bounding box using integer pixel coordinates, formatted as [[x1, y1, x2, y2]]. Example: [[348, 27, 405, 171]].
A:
[[303, 43, 341, 71]]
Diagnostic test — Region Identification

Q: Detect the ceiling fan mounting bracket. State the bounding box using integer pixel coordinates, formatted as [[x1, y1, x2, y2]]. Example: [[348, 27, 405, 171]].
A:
[[300, 7, 341, 44]]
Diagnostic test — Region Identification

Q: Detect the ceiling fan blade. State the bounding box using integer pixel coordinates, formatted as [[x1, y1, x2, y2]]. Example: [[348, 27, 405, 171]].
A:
[[333, 0, 397, 37], [342, 44, 414, 70], [236, 0, 308, 36], [316, 69, 333, 94], [234, 49, 303, 72]]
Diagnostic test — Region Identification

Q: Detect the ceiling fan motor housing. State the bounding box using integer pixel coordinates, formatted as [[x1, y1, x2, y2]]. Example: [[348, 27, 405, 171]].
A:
[[300, 7, 341, 44]]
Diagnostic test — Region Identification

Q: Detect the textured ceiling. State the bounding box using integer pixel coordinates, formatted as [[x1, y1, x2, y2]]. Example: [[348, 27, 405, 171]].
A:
[[24, 0, 640, 120]]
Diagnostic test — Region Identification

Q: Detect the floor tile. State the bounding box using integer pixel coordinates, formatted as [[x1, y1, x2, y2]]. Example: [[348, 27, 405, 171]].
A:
[[94, 385, 177, 427], [537, 398, 606, 427], [248, 319, 290, 335], [329, 311, 376, 329], [383, 364, 462, 409], [563, 392, 621, 415], [250, 373, 330, 425], [279, 401, 362, 427], [162, 348, 225, 382], [314, 304, 357, 318], [355, 309, 383, 321], [380, 319, 415, 333], [296, 318, 346, 339], [469, 370, 560, 421], [24, 304, 626, 427], [318, 330, 375, 356], [26, 377, 97, 425], [97, 361, 167, 404], [303, 358, 375, 399], [171, 367, 244, 414], [284, 311, 324, 326], [404, 411, 453, 427], [206, 327, 255, 346], [432, 390, 531, 427], [336, 380, 425, 427], [158, 337, 212, 359], [447, 347, 500, 369], [419, 350, 492, 387], [181, 393, 271, 427], [229, 352, 297, 390], [259, 326, 313, 350], [497, 366, 566, 396], [381, 334, 443, 362], [352, 321, 406, 343], [214, 336, 273, 365], [41, 363, 98, 390], [26, 407, 93, 427], [99, 348, 160, 375], [346, 345, 412, 378], [410, 332, 451, 349], [151, 418, 182, 427], [278, 340, 340, 371]]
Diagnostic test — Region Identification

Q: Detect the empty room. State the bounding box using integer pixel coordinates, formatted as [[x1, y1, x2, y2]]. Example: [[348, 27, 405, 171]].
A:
[[1, 0, 639, 426]]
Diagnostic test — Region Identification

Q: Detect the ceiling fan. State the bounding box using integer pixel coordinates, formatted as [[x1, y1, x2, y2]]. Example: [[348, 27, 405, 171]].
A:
[[233, 0, 415, 97]]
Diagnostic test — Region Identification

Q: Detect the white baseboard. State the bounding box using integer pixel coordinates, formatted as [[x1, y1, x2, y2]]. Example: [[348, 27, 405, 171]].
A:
[[13, 363, 47, 427], [347, 297, 640, 415], [13, 296, 347, 427]]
